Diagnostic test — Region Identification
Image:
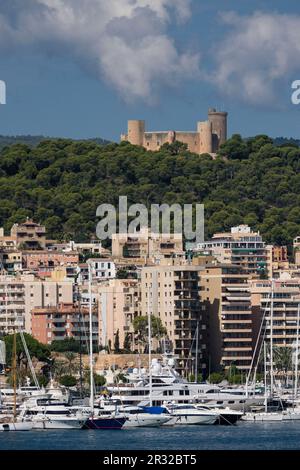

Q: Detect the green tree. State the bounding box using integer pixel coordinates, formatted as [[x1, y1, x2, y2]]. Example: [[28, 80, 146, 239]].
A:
[[208, 372, 225, 384], [133, 315, 167, 351], [94, 374, 106, 387], [188, 373, 203, 383], [50, 338, 81, 353], [59, 375, 77, 387], [114, 329, 120, 353], [160, 141, 189, 156], [273, 346, 293, 374], [115, 373, 129, 384], [4, 333, 50, 367], [62, 351, 79, 375], [123, 333, 132, 353]]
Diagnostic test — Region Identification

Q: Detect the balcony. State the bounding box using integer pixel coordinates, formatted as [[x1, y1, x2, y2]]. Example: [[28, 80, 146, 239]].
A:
[[223, 337, 252, 342]]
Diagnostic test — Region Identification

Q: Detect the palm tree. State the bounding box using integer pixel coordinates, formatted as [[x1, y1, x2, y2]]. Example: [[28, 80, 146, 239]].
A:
[[63, 351, 80, 375], [51, 357, 67, 380], [273, 346, 293, 384]]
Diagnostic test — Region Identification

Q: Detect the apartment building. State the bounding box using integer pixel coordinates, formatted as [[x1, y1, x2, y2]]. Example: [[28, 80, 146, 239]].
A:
[[22, 251, 79, 272], [24, 279, 74, 332], [0, 226, 17, 250], [97, 279, 140, 352], [0, 250, 22, 273], [31, 302, 98, 346], [10, 219, 46, 249], [78, 259, 116, 283], [200, 265, 253, 372], [267, 245, 290, 279], [140, 259, 209, 377], [112, 228, 184, 259], [250, 278, 300, 349], [198, 225, 268, 277], [294, 236, 300, 266], [0, 274, 74, 334], [0, 275, 27, 333]]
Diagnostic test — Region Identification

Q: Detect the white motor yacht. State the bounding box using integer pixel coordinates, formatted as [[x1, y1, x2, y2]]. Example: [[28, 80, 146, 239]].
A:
[[19, 397, 86, 429], [194, 404, 243, 425], [165, 404, 218, 425], [121, 406, 171, 428], [106, 356, 264, 411], [92, 398, 171, 428]]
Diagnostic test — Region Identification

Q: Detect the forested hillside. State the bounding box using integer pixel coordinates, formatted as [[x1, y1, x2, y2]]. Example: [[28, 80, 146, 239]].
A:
[[0, 134, 299, 248], [0, 135, 110, 151]]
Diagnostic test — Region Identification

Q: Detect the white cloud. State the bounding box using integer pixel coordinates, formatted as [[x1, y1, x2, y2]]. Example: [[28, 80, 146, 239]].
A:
[[213, 11, 300, 105], [0, 0, 199, 101]]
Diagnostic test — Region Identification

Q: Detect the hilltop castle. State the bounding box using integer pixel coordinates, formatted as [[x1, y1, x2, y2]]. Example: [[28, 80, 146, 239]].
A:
[[121, 108, 228, 155]]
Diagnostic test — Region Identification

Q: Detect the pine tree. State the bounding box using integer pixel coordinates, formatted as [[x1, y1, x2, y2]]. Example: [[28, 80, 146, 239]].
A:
[[114, 329, 120, 353]]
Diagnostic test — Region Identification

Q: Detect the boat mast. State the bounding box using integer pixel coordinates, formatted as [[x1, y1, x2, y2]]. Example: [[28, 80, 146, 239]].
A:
[[148, 286, 152, 407], [78, 282, 83, 399], [88, 262, 94, 414], [270, 280, 274, 397], [294, 302, 300, 401], [12, 331, 17, 422], [195, 322, 199, 383], [264, 341, 267, 413]]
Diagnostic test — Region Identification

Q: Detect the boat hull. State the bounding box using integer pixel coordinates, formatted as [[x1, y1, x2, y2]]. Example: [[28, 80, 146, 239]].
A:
[[215, 413, 243, 425], [83, 417, 127, 430], [123, 414, 170, 428], [282, 410, 300, 421], [0, 422, 32, 431], [242, 412, 283, 422], [30, 418, 85, 429], [171, 414, 217, 425]]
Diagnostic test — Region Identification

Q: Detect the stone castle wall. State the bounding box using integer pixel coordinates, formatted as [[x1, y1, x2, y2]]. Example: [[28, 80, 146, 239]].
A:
[[121, 108, 227, 155]]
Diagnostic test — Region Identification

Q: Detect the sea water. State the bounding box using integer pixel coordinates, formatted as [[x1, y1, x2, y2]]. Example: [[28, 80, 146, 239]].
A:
[[1, 422, 300, 450]]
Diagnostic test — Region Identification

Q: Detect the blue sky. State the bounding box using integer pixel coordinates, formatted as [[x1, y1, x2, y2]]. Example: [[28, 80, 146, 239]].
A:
[[0, 0, 300, 142]]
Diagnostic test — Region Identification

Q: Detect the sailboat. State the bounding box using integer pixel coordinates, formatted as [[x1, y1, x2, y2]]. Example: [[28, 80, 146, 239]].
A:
[[82, 262, 127, 430], [242, 282, 284, 422], [0, 332, 32, 431], [282, 302, 300, 421]]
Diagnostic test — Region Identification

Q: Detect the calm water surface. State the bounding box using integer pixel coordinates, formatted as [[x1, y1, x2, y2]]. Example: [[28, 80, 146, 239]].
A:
[[1, 422, 300, 450]]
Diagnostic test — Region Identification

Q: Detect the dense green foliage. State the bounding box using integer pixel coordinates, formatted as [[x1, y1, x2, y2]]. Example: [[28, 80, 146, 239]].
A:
[[59, 374, 77, 387], [0, 135, 110, 151], [94, 373, 106, 387], [0, 135, 299, 247], [3, 333, 51, 366], [133, 315, 167, 348], [50, 338, 83, 353]]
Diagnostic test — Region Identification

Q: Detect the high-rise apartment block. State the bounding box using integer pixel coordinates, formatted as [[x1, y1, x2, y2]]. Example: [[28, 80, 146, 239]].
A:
[[97, 279, 140, 351], [140, 259, 209, 376], [199, 225, 268, 277], [250, 278, 300, 349], [200, 264, 253, 372], [0, 274, 73, 334]]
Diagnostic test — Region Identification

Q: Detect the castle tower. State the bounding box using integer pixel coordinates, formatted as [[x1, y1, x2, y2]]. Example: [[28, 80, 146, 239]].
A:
[[198, 121, 212, 154], [208, 108, 228, 153], [127, 120, 145, 146]]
